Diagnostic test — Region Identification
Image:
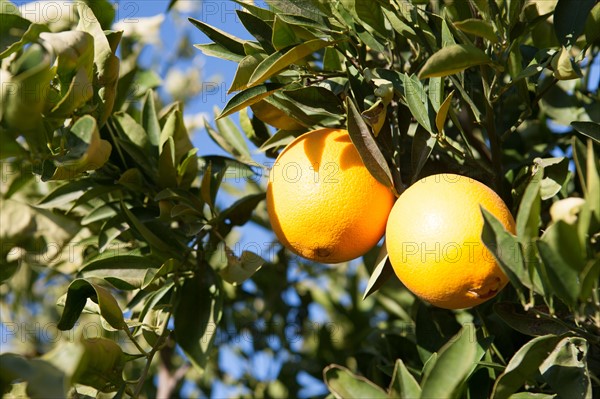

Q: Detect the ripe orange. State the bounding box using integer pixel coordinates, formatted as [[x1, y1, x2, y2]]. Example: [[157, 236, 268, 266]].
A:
[[385, 174, 515, 309], [267, 128, 395, 263]]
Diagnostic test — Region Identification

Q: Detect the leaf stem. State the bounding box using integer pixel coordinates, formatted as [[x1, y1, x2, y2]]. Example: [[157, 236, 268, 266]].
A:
[[125, 328, 149, 356]]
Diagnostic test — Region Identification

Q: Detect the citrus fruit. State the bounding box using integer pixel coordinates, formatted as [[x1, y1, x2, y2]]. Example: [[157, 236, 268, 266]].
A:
[[385, 173, 515, 309], [267, 128, 395, 263]]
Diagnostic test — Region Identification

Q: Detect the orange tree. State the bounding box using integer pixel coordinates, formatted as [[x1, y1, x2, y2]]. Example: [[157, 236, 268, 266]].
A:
[[1, 0, 599, 397]]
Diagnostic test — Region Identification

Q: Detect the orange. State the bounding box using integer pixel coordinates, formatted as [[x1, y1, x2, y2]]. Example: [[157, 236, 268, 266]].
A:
[[267, 128, 395, 263], [385, 174, 515, 309]]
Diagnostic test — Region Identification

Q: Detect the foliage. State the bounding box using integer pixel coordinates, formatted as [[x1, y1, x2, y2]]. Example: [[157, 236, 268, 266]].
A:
[[1, 0, 599, 398]]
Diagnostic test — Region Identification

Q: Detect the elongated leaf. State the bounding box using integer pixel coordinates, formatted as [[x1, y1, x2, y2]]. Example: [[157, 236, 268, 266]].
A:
[[236, 10, 275, 53], [554, 0, 597, 46], [411, 127, 436, 182], [57, 278, 126, 330], [214, 108, 252, 161], [174, 266, 223, 371], [323, 365, 388, 399], [492, 335, 562, 399], [193, 43, 244, 62], [218, 83, 285, 119], [259, 130, 299, 151], [248, 39, 333, 87], [481, 208, 530, 299], [355, 0, 387, 37], [141, 90, 160, 147], [539, 337, 591, 399], [346, 98, 394, 189], [189, 18, 245, 55], [571, 121, 600, 143], [435, 90, 454, 134], [363, 244, 394, 299], [220, 250, 265, 285], [403, 74, 433, 133], [454, 19, 498, 42], [420, 325, 480, 399], [388, 359, 421, 398], [80, 256, 161, 290], [419, 44, 492, 79], [493, 303, 570, 337], [120, 202, 172, 254], [537, 221, 584, 306], [219, 193, 266, 226]]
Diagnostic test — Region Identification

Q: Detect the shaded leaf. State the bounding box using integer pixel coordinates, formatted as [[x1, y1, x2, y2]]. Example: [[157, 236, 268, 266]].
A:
[[57, 278, 126, 330], [571, 121, 600, 144], [189, 17, 246, 56], [174, 266, 223, 371], [363, 244, 394, 299], [554, 0, 597, 46], [492, 335, 563, 399], [346, 97, 395, 189], [388, 358, 421, 398]]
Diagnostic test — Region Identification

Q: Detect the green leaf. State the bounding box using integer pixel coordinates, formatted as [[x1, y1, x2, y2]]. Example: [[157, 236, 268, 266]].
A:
[[51, 116, 112, 180], [218, 83, 285, 119], [419, 44, 492, 79], [79, 256, 161, 290], [537, 221, 584, 306], [174, 266, 223, 371], [220, 250, 265, 285], [411, 127, 436, 182], [76, 2, 120, 125], [214, 108, 252, 161], [232, 0, 276, 20], [0, 354, 67, 399], [571, 121, 600, 144], [229, 54, 267, 93], [283, 86, 344, 115], [435, 90, 454, 134], [454, 19, 498, 43], [237, 10, 275, 53], [141, 90, 161, 147], [492, 335, 563, 399], [57, 278, 126, 331], [388, 359, 421, 398], [549, 339, 592, 397], [516, 170, 542, 241], [0, 14, 48, 59], [323, 365, 388, 399], [346, 98, 395, 189], [272, 15, 299, 51], [248, 39, 333, 87], [189, 17, 246, 56], [553, 0, 597, 46], [259, 130, 299, 151], [219, 193, 266, 226], [362, 245, 394, 299], [120, 202, 172, 254], [493, 303, 570, 337], [193, 43, 245, 62], [355, 0, 387, 37], [536, 157, 570, 200], [420, 325, 481, 399], [481, 208, 530, 300], [403, 74, 433, 133]]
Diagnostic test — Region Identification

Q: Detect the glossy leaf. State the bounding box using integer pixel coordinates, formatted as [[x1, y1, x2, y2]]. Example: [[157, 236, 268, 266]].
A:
[[248, 39, 333, 87], [189, 17, 246, 56], [346, 97, 394, 189], [454, 19, 498, 43], [571, 121, 600, 144], [362, 244, 394, 299], [218, 83, 285, 119], [419, 44, 492, 79]]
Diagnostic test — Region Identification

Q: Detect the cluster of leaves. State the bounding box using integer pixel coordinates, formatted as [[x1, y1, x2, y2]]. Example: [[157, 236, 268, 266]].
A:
[[0, 0, 599, 398], [190, 0, 600, 397]]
